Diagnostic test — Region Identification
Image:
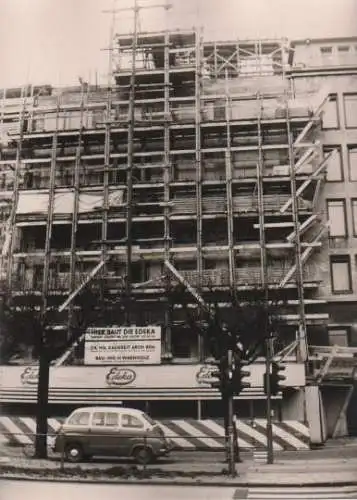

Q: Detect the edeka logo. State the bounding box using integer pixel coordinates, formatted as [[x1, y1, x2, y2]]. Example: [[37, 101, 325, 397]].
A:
[[20, 367, 39, 385], [106, 367, 136, 386], [196, 365, 216, 385]]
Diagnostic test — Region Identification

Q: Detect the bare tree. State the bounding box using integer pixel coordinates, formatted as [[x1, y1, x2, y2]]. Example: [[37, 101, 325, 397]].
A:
[[169, 283, 288, 463], [0, 286, 98, 458]]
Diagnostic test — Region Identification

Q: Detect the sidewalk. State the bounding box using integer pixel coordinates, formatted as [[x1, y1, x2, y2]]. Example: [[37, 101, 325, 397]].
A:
[[1, 453, 357, 486]]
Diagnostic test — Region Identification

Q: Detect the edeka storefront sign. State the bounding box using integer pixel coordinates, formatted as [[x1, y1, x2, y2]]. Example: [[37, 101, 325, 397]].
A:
[[84, 326, 162, 365], [0, 363, 306, 404]]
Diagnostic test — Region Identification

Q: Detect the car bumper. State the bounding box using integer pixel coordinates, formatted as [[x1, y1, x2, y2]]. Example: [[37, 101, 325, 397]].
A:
[[158, 440, 175, 455]]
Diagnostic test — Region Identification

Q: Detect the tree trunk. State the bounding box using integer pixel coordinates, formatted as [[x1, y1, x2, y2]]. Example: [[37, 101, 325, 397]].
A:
[[35, 353, 50, 458]]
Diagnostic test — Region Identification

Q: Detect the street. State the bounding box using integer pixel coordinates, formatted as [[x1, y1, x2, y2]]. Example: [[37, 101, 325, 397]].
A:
[[2, 439, 357, 464], [2, 480, 238, 500], [2, 479, 357, 500]]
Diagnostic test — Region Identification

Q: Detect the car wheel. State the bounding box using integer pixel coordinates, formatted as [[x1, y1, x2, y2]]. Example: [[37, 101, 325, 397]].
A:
[[132, 446, 153, 465], [65, 443, 83, 463]]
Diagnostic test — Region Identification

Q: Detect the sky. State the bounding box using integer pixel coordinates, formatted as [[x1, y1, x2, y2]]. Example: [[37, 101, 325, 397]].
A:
[[0, 0, 356, 89]]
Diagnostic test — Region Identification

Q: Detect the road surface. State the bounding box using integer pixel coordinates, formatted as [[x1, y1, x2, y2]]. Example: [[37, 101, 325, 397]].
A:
[[2, 480, 238, 500], [3, 479, 357, 500]]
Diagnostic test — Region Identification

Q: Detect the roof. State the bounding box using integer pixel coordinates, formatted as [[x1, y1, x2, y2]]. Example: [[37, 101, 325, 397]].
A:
[[291, 36, 357, 47], [70, 406, 149, 413]]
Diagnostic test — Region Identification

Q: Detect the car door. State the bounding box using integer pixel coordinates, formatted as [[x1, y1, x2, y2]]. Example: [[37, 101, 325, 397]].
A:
[[118, 413, 146, 456], [61, 410, 91, 454], [89, 411, 120, 457]]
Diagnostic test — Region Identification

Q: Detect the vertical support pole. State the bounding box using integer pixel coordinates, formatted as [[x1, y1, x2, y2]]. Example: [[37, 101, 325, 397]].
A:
[[7, 86, 26, 292], [42, 95, 60, 311], [286, 103, 308, 363], [68, 86, 86, 338], [256, 97, 273, 464], [227, 348, 236, 477], [195, 26, 203, 359], [101, 73, 112, 315], [125, 0, 138, 324], [225, 69, 234, 288], [265, 336, 274, 464], [163, 26, 172, 356]]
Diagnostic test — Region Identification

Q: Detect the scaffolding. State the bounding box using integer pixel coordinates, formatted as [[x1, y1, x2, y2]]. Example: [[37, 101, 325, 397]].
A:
[[0, 4, 335, 363]]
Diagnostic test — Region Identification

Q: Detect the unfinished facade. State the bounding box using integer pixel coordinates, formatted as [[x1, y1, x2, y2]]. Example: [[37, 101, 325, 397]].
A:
[[0, 28, 356, 430]]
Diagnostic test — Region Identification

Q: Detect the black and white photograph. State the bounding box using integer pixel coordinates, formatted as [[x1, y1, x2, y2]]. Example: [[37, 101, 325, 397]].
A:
[[0, 1, 356, 498]]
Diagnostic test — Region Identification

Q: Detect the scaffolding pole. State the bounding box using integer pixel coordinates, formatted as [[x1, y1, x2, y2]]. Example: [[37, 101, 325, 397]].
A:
[[225, 69, 235, 288], [68, 84, 87, 337], [163, 16, 172, 357], [124, 0, 139, 323], [6, 86, 27, 292], [286, 101, 308, 363], [42, 95, 61, 316], [256, 96, 273, 464]]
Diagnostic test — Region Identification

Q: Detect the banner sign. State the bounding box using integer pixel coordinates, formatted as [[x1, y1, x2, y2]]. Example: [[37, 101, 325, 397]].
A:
[[0, 362, 305, 390], [84, 326, 162, 365]]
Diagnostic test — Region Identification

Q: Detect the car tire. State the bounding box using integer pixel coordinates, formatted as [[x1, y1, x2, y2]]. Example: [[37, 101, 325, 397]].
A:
[[132, 446, 153, 465], [65, 443, 83, 463]]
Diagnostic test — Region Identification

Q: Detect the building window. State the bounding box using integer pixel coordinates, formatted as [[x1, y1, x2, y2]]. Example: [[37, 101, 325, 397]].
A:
[[320, 46, 333, 63], [330, 256, 352, 294], [171, 325, 198, 361], [322, 95, 339, 129], [352, 200, 357, 236], [348, 146, 357, 181], [327, 199, 347, 237], [344, 94, 357, 128], [328, 328, 349, 347], [324, 146, 343, 181]]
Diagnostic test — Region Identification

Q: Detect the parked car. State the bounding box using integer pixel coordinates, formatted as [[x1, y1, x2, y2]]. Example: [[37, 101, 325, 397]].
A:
[[53, 406, 174, 464]]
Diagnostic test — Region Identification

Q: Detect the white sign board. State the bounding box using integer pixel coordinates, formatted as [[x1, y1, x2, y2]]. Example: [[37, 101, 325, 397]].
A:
[[84, 326, 161, 365]]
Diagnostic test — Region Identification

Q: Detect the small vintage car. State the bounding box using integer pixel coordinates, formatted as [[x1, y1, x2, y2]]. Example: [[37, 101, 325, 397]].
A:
[[53, 406, 174, 464]]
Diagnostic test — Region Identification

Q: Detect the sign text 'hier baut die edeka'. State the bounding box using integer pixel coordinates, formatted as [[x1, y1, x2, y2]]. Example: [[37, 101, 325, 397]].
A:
[[84, 326, 162, 365]]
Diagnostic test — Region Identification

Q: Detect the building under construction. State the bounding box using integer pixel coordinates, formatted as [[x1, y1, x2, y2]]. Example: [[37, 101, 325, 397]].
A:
[[0, 21, 356, 445]]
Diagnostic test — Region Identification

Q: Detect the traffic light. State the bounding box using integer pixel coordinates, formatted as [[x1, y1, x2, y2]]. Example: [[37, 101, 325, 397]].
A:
[[209, 357, 229, 393], [232, 358, 251, 395], [270, 361, 287, 396]]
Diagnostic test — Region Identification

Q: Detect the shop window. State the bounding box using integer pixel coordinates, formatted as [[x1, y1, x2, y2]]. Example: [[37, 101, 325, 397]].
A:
[[348, 146, 357, 181], [344, 94, 357, 128], [330, 256, 352, 294], [328, 328, 349, 347], [321, 95, 339, 129], [327, 199, 347, 237], [324, 146, 343, 181], [171, 325, 198, 360]]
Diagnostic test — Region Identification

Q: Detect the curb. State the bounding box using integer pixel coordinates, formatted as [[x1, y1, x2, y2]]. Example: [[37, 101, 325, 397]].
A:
[[2, 471, 357, 488]]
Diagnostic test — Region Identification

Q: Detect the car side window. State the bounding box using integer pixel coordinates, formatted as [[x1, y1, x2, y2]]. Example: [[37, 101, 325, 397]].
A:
[[92, 412, 119, 427], [121, 414, 144, 428], [67, 411, 90, 426], [92, 412, 106, 426], [105, 412, 119, 427]]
